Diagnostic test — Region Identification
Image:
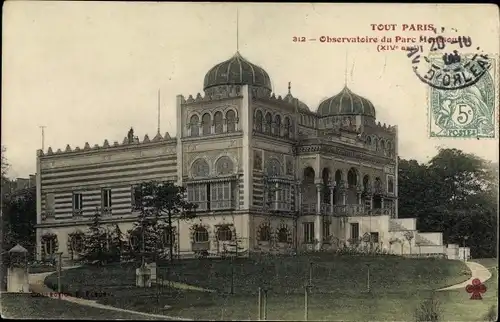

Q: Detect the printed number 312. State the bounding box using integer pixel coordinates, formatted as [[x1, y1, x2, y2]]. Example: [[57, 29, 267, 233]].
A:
[[293, 37, 306, 42]]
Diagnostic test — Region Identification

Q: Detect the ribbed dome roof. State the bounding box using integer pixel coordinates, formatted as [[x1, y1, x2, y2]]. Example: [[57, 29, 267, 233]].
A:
[[317, 86, 376, 118], [203, 51, 272, 92]]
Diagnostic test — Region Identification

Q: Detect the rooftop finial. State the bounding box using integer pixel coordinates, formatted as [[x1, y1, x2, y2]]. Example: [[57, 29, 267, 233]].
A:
[[288, 81, 291, 94], [344, 49, 348, 87], [236, 8, 239, 52], [157, 88, 161, 135]]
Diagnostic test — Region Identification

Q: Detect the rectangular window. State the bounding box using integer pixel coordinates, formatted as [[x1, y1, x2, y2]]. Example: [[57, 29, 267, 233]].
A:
[[370, 232, 380, 243], [350, 223, 359, 240], [45, 193, 55, 211], [323, 220, 331, 241], [187, 183, 208, 211], [72, 193, 83, 214], [131, 185, 143, 210], [303, 222, 315, 244], [102, 188, 112, 212], [211, 181, 232, 210]]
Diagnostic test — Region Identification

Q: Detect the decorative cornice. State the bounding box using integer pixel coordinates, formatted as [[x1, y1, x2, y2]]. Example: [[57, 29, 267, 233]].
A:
[[181, 132, 243, 143], [297, 143, 392, 164], [39, 136, 177, 159]]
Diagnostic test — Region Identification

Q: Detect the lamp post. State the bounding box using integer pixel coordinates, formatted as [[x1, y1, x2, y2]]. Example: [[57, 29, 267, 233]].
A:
[[366, 263, 371, 293], [463, 236, 469, 261], [56, 252, 63, 299]]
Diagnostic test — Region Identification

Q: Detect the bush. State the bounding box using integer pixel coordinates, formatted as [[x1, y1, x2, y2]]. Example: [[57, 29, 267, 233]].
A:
[[335, 243, 394, 256], [414, 294, 441, 322]]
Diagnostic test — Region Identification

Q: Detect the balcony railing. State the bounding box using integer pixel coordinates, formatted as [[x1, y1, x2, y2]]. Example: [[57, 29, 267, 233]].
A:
[[192, 199, 237, 212], [301, 203, 317, 214], [268, 201, 292, 212], [299, 203, 394, 217], [192, 241, 210, 251]]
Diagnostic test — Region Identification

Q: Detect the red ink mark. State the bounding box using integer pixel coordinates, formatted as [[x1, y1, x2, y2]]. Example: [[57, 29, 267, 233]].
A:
[[465, 278, 487, 300]]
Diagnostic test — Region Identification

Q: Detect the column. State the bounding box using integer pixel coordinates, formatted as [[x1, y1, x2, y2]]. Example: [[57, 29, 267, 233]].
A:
[[297, 180, 302, 213], [381, 197, 385, 209], [315, 183, 322, 250], [329, 185, 334, 215], [316, 183, 322, 214]]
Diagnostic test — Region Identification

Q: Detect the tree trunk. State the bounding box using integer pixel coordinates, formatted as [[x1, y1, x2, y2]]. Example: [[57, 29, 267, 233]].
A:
[[168, 211, 174, 263]]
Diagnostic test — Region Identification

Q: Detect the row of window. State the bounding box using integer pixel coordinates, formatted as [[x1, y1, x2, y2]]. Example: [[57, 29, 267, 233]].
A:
[[302, 222, 379, 244], [187, 181, 238, 211], [69, 189, 112, 213], [188, 110, 238, 137], [254, 110, 295, 139]]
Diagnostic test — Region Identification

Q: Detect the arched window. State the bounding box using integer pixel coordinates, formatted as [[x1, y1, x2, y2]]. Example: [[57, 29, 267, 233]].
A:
[[215, 156, 234, 175], [255, 110, 263, 132], [273, 115, 281, 136], [214, 111, 223, 134], [259, 225, 271, 242], [190, 115, 199, 137], [277, 227, 288, 243], [264, 112, 272, 134], [217, 226, 232, 241], [202, 113, 211, 135], [347, 168, 358, 187], [266, 158, 282, 176], [374, 177, 382, 194], [289, 120, 295, 138], [42, 234, 57, 256], [226, 110, 236, 132], [191, 158, 210, 178], [363, 175, 370, 192], [284, 117, 290, 137], [70, 233, 84, 253], [194, 226, 209, 243]]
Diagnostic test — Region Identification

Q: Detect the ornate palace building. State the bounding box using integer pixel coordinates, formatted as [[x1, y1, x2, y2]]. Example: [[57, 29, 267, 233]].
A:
[[35, 51, 447, 261]]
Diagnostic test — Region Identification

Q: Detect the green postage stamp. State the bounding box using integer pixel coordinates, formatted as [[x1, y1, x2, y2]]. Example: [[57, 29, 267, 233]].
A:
[[427, 53, 498, 139]]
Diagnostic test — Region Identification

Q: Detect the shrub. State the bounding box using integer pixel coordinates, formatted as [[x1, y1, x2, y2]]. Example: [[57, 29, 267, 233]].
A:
[[335, 243, 394, 256], [414, 294, 441, 322]]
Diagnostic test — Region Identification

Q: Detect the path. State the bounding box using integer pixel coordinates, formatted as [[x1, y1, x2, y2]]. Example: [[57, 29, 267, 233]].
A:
[[437, 261, 493, 291], [28, 266, 190, 320]]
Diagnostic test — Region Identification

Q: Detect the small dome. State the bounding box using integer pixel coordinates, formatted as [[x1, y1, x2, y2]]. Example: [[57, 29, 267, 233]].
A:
[[203, 51, 272, 92], [284, 82, 310, 111], [317, 86, 376, 118]]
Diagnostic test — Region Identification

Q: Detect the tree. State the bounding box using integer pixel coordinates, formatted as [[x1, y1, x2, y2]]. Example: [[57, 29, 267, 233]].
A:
[[129, 181, 196, 264], [398, 148, 497, 258], [1, 145, 9, 180], [109, 224, 124, 262], [1, 188, 37, 257], [81, 209, 107, 265]]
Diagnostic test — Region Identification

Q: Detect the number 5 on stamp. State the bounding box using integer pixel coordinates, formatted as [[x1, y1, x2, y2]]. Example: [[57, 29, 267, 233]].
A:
[[428, 54, 498, 139]]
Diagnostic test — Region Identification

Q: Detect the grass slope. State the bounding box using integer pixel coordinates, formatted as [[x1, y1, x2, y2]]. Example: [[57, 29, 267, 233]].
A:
[[44, 254, 473, 321]]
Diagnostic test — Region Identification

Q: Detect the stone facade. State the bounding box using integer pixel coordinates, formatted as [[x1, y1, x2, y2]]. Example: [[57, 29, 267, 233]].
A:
[[35, 51, 447, 261]]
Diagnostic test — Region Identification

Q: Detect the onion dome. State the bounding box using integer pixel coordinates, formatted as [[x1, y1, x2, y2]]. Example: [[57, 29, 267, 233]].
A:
[[284, 82, 310, 111], [317, 86, 376, 118], [203, 51, 272, 92]]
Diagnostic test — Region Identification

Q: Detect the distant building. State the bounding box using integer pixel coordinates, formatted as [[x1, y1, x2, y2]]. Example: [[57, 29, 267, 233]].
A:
[[2, 176, 36, 197], [35, 50, 450, 261]]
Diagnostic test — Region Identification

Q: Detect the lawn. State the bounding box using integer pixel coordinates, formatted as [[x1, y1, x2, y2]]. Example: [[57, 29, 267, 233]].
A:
[[436, 258, 498, 322], [44, 253, 476, 320], [0, 293, 172, 320]]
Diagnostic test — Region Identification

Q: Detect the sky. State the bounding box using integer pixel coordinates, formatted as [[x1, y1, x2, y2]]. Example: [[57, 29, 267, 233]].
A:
[[2, 2, 499, 178]]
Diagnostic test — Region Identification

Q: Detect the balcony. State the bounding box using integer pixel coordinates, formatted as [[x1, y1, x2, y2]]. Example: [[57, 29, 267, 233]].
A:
[[192, 241, 210, 251], [268, 201, 293, 212], [301, 203, 317, 214]]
